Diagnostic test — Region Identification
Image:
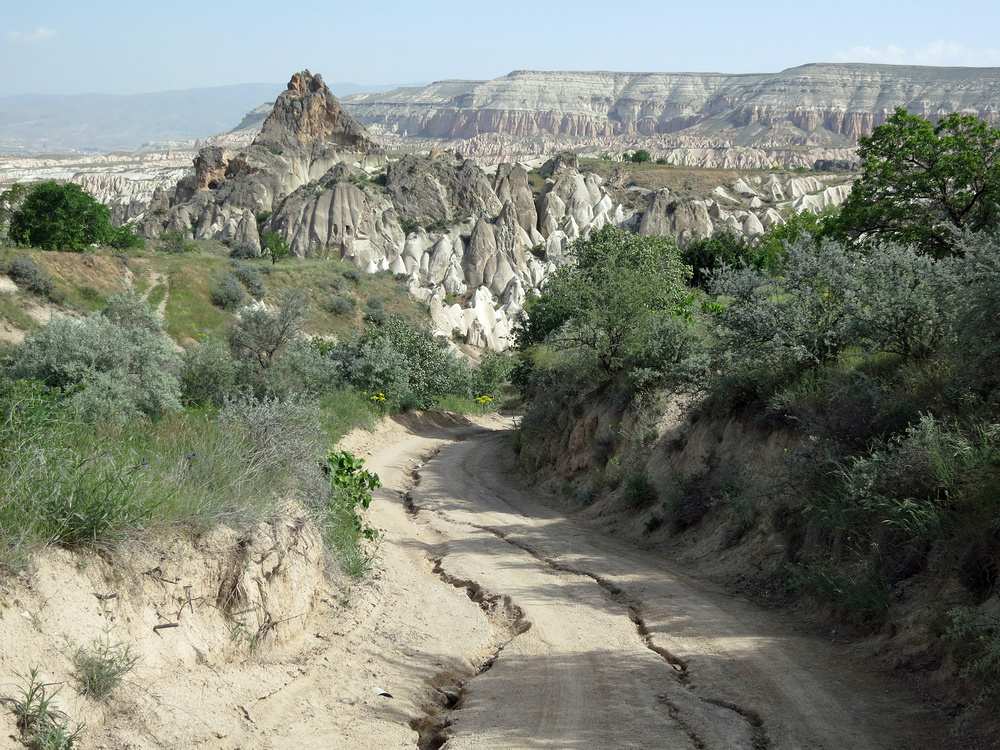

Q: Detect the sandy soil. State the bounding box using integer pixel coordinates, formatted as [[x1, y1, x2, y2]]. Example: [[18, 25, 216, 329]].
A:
[[0, 412, 967, 749]]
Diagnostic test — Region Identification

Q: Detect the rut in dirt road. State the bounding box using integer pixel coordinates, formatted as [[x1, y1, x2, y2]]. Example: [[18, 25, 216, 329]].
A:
[[399, 425, 956, 750]]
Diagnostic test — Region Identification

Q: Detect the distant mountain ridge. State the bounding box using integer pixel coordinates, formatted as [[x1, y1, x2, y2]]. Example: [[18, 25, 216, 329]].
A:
[[0, 81, 421, 155], [339, 63, 1000, 166]]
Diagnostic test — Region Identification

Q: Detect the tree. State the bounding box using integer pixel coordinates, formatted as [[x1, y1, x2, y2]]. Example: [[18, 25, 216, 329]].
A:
[[261, 231, 291, 264], [518, 224, 690, 374], [229, 289, 308, 369], [628, 149, 652, 164], [8, 181, 140, 252], [829, 108, 1000, 256]]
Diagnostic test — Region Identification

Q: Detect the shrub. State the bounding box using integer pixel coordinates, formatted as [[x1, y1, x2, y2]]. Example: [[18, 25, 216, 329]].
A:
[[263, 339, 342, 397], [472, 352, 515, 402], [946, 606, 1000, 723], [519, 225, 690, 376], [8, 292, 182, 424], [322, 295, 355, 315], [228, 240, 261, 260], [218, 393, 326, 473], [364, 307, 388, 326], [1, 254, 65, 302], [228, 289, 308, 370], [180, 340, 237, 406], [342, 268, 363, 283], [624, 470, 658, 507], [160, 230, 195, 254], [210, 274, 248, 310], [230, 261, 267, 300], [326, 275, 347, 292], [328, 315, 471, 410]]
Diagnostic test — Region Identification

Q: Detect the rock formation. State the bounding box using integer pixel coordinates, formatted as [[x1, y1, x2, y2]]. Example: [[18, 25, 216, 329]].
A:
[[142, 70, 387, 249], [340, 64, 1000, 166]]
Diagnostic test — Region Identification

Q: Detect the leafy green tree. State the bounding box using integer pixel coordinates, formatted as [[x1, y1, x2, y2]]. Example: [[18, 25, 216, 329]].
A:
[[8, 181, 141, 252], [828, 108, 1000, 255], [628, 149, 652, 164], [682, 230, 784, 289], [519, 224, 690, 374], [261, 231, 291, 264]]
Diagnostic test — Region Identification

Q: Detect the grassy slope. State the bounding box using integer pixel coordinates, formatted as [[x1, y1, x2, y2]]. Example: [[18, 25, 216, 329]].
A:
[[0, 242, 430, 346]]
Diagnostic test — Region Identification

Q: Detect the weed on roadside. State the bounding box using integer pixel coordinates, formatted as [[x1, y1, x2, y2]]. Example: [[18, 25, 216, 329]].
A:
[[69, 626, 138, 700], [0, 668, 83, 749]]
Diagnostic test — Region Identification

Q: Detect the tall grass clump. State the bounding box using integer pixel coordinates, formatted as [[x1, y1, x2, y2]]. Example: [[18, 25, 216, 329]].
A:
[[0, 380, 332, 571], [0, 667, 83, 749]]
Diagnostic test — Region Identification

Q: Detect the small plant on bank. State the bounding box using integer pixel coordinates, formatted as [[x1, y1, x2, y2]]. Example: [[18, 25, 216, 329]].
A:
[[946, 606, 1000, 724], [70, 628, 138, 701], [321, 450, 382, 577], [0, 668, 83, 749]]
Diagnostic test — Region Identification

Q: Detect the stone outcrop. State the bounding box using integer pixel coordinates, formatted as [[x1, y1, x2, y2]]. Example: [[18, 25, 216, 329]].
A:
[[385, 152, 502, 226], [142, 70, 387, 249]]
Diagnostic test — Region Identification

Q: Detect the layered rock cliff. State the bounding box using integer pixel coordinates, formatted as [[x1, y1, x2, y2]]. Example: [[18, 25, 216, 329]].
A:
[[341, 64, 1000, 166]]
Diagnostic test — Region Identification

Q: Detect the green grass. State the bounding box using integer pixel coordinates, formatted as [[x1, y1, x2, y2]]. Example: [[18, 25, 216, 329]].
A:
[[0, 292, 38, 332], [0, 390, 300, 572], [318, 389, 377, 445], [70, 629, 138, 700], [144, 283, 167, 312], [0, 667, 83, 748]]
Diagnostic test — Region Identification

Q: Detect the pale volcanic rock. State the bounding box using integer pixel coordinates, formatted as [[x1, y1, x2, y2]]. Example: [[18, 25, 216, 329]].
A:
[[639, 190, 715, 243], [786, 176, 827, 199], [732, 178, 758, 196], [341, 64, 1000, 165], [763, 175, 785, 201], [742, 212, 765, 238], [463, 217, 498, 290], [427, 235, 455, 284], [268, 173, 403, 262], [492, 163, 538, 233], [761, 207, 785, 228], [790, 183, 853, 214]]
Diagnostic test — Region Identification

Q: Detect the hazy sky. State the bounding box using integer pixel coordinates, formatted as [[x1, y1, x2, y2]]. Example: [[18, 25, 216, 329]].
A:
[[2, 0, 999, 96]]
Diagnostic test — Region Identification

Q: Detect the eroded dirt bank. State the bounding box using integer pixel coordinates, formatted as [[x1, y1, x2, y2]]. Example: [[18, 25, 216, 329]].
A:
[[0, 413, 965, 748]]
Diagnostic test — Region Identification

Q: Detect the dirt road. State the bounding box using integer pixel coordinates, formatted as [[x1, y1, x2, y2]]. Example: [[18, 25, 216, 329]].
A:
[[389, 417, 953, 750], [58, 412, 957, 748]]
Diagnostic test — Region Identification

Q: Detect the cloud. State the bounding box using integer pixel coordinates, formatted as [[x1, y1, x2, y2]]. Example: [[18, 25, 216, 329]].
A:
[[6, 26, 58, 43], [834, 41, 1000, 67]]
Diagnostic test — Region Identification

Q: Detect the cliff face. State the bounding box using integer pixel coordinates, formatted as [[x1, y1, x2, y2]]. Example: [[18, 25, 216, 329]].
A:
[[342, 64, 1000, 165]]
